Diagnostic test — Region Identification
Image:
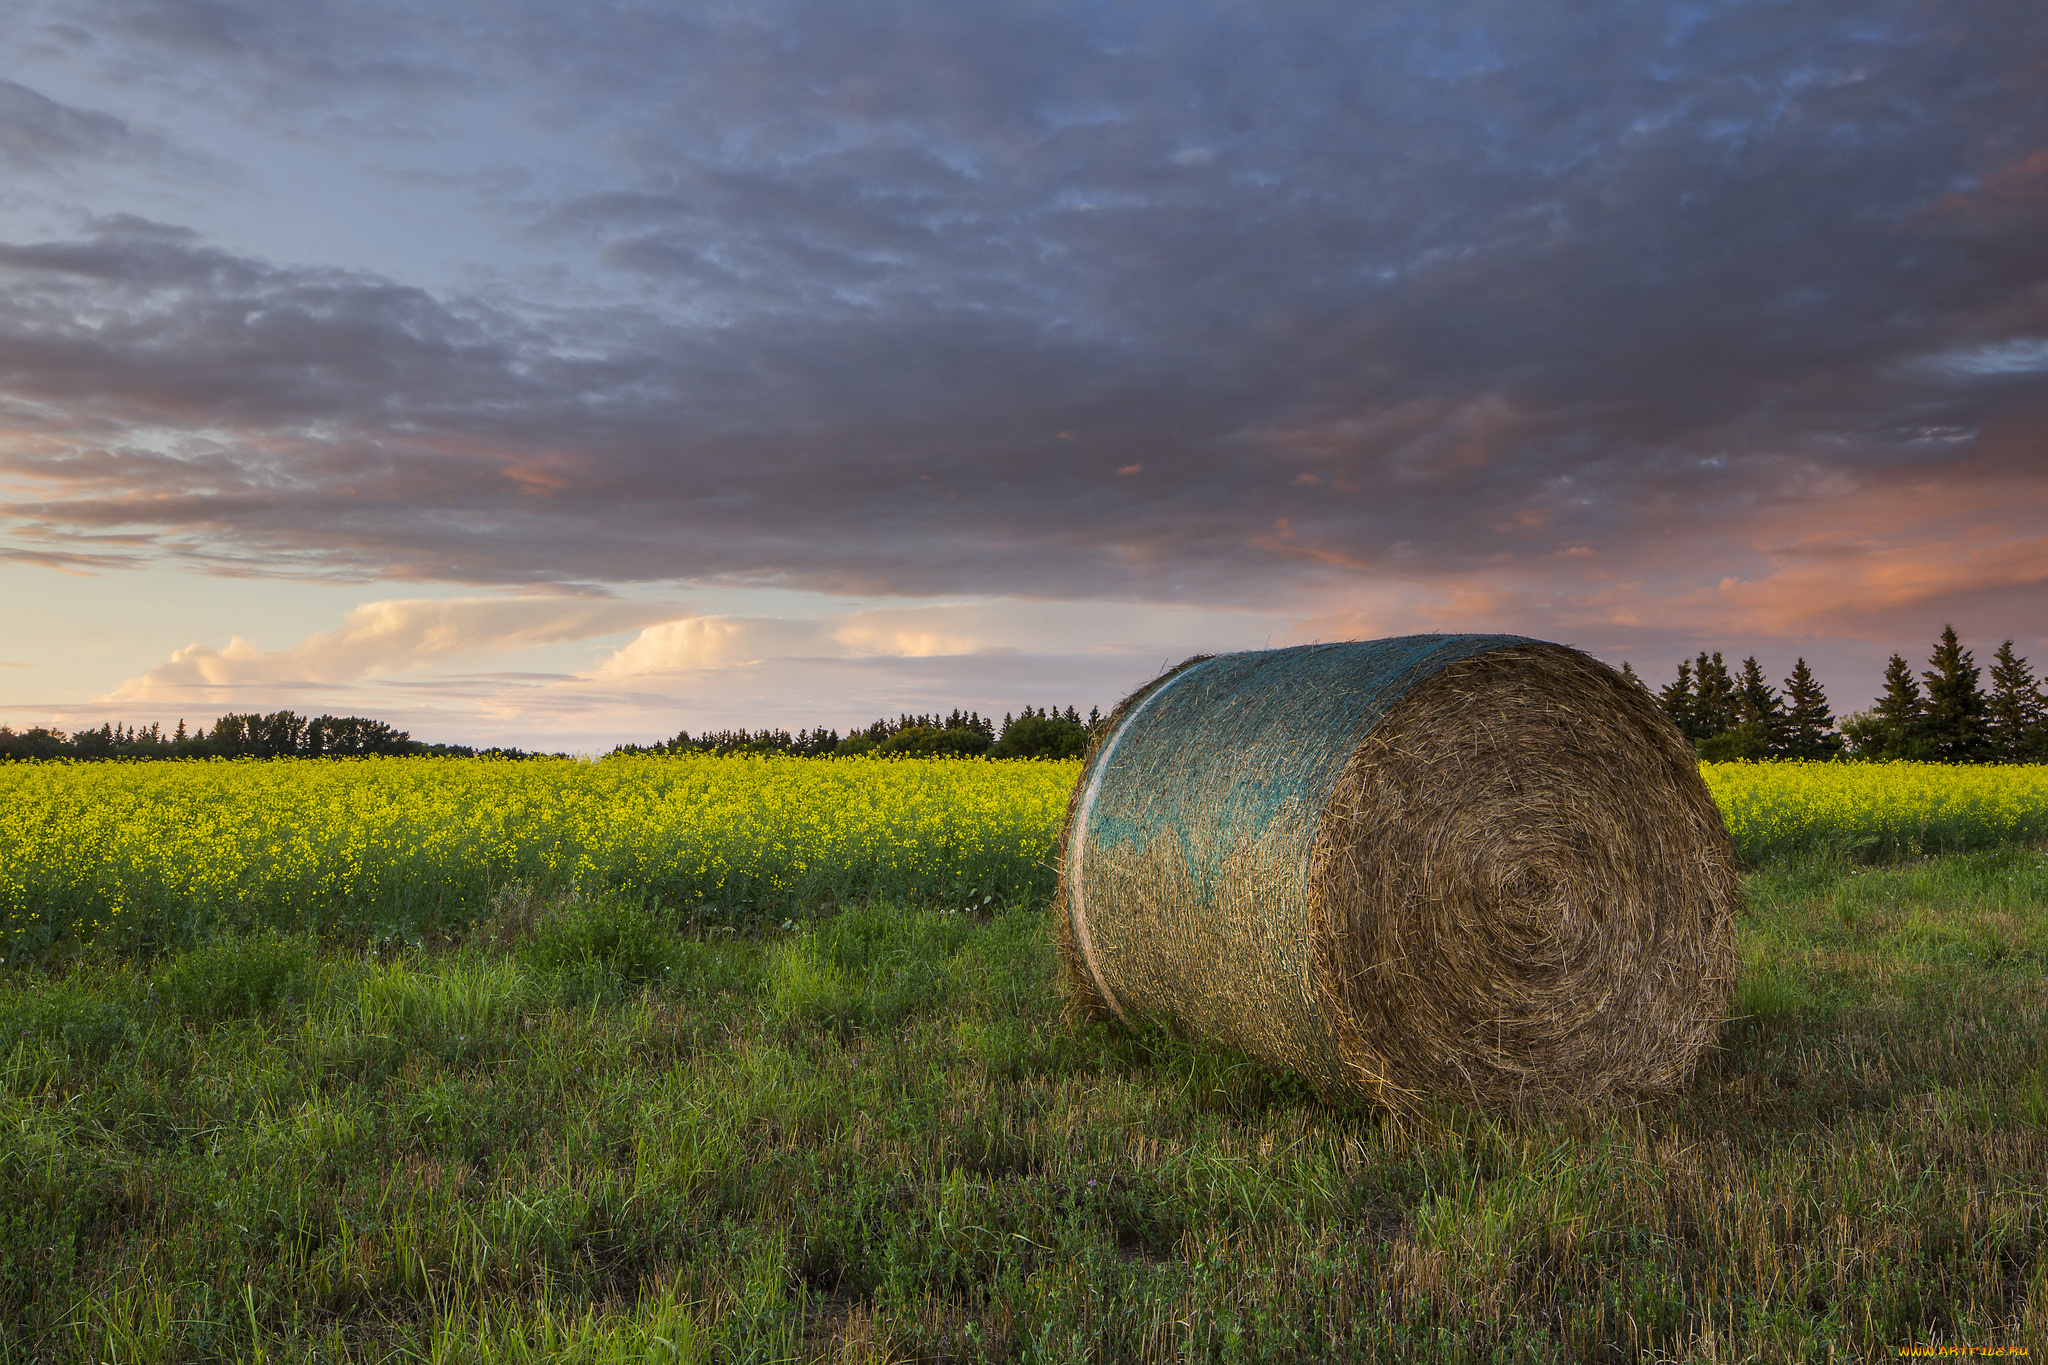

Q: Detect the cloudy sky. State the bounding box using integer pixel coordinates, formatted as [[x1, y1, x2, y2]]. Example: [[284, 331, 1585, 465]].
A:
[[3, 0, 2044, 750]]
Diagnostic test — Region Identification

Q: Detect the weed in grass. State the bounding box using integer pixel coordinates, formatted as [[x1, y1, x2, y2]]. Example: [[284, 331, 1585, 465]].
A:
[[407, 1276, 710, 1363], [512, 889, 685, 1005], [0, 974, 137, 1063], [1732, 957, 1807, 1025], [152, 929, 321, 1022]]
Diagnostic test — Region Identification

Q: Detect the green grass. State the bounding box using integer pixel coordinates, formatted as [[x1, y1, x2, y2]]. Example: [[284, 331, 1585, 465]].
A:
[[4, 850, 2046, 1362]]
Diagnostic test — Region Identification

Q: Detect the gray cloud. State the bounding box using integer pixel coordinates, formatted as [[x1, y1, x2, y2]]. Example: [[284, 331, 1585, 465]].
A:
[[1, 0, 2044, 648], [0, 76, 229, 184], [17, 0, 467, 120], [0, 78, 138, 170]]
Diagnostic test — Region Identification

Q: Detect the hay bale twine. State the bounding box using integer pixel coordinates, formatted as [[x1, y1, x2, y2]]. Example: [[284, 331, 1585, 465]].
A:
[[1055, 635, 1741, 1109]]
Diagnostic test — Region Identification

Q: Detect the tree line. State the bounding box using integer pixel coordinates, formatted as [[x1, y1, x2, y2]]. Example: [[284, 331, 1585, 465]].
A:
[[3, 704, 1103, 764], [1638, 625, 2046, 763], [614, 705, 1106, 762], [19, 626, 2039, 766], [0, 712, 546, 762]]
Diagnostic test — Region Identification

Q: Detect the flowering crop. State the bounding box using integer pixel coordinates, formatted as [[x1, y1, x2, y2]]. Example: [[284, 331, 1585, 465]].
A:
[[0, 755, 1079, 958], [1702, 760, 2048, 864], [5, 754, 2044, 960]]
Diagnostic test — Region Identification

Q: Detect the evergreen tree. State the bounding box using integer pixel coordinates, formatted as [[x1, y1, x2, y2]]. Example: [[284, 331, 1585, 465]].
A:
[[1691, 652, 1741, 739], [989, 706, 1091, 759], [1619, 661, 1647, 690], [1780, 658, 1841, 760], [1843, 654, 1933, 760], [1735, 656, 1788, 756], [1921, 625, 1988, 763], [1699, 654, 1775, 758], [790, 726, 843, 757], [1658, 660, 1699, 741], [70, 723, 115, 759], [1985, 640, 2046, 762], [809, 708, 1005, 758]]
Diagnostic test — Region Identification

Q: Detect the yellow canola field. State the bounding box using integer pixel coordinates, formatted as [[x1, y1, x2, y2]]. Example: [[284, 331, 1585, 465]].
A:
[[1702, 759, 2048, 863], [3, 754, 2044, 959], [0, 755, 1080, 957]]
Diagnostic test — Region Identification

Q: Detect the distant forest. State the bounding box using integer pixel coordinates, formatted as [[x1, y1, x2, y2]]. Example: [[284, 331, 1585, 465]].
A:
[[0, 712, 546, 763], [610, 705, 1104, 762], [1632, 624, 2046, 764], [9, 624, 2042, 764], [0, 704, 1104, 763]]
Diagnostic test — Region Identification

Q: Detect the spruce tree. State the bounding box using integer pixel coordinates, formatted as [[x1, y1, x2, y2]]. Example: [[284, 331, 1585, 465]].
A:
[[1780, 658, 1841, 760], [1691, 652, 1741, 739], [1986, 640, 2045, 762], [1921, 625, 1989, 763], [1847, 654, 1932, 760], [1736, 656, 1787, 756], [1659, 660, 1698, 741]]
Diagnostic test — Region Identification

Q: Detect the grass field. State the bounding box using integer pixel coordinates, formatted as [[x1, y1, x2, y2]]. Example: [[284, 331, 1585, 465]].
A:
[[2, 847, 2044, 1361], [2, 755, 2045, 1360]]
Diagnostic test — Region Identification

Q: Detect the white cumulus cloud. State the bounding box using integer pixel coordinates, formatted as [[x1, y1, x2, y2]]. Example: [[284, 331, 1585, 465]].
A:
[[586, 616, 834, 676], [586, 601, 1269, 678], [111, 596, 673, 701], [589, 608, 1010, 678]]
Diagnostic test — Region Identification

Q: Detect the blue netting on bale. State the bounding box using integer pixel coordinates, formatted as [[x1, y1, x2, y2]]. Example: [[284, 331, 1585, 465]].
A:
[[1078, 635, 1532, 907]]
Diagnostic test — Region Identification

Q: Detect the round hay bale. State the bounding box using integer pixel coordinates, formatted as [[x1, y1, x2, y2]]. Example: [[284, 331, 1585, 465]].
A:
[[1055, 635, 1741, 1109]]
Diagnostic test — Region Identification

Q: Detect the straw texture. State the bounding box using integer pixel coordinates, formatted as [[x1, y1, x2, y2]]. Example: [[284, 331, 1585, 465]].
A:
[[1055, 636, 1740, 1109]]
